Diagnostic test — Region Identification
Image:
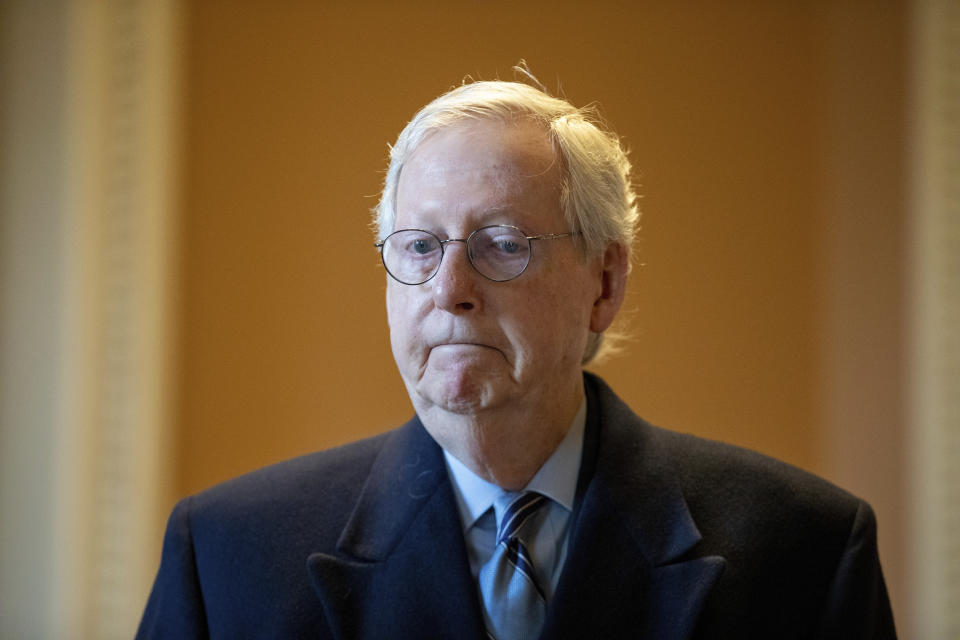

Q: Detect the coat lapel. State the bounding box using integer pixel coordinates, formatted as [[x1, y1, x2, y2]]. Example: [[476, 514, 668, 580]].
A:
[[542, 374, 727, 640], [306, 419, 487, 640]]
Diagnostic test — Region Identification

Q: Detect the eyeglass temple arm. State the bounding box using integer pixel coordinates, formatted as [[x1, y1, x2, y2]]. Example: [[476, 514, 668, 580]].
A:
[[526, 231, 579, 241], [375, 231, 578, 247]]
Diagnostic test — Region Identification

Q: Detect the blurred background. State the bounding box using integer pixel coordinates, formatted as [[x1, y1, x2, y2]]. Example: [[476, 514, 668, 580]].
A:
[[1, 0, 957, 638]]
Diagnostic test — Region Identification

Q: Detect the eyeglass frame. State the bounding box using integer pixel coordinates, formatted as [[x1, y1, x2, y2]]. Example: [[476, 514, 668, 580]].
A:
[[374, 224, 579, 285]]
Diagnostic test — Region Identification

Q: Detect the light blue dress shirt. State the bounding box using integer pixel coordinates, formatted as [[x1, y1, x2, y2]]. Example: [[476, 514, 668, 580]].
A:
[[443, 398, 586, 602]]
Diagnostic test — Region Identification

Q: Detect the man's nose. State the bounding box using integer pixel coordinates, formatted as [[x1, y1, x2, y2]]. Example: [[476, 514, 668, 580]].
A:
[[431, 241, 482, 312]]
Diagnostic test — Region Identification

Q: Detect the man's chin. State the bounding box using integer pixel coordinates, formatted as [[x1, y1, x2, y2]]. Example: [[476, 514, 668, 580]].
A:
[[414, 374, 501, 416], [426, 389, 490, 415]]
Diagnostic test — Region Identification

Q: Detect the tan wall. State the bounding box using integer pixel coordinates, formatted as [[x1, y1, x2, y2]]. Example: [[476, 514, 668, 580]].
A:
[[174, 0, 906, 626]]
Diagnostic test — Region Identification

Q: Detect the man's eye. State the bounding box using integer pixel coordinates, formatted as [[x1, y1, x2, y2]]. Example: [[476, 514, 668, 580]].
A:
[[495, 240, 521, 254], [410, 239, 434, 254]]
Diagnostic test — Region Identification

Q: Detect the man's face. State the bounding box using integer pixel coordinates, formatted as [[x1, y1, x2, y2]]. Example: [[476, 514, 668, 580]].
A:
[[386, 118, 605, 428]]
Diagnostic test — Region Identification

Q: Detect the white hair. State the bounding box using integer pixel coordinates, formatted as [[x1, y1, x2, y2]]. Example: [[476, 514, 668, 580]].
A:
[[374, 77, 640, 363]]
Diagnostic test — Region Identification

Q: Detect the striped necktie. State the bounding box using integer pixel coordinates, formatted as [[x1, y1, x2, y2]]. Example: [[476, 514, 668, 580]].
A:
[[478, 491, 549, 640]]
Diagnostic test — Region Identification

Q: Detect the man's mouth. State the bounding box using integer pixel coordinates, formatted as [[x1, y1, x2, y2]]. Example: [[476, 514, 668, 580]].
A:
[[433, 342, 491, 350]]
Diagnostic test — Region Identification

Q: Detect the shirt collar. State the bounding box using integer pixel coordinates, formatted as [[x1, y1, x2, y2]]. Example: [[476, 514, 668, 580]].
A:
[[443, 396, 587, 532]]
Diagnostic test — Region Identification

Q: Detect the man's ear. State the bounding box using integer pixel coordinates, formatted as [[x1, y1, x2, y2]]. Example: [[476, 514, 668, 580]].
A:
[[590, 242, 629, 333]]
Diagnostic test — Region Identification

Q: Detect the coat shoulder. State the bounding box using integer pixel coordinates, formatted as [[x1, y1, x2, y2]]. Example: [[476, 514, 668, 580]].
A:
[[651, 424, 860, 519], [587, 372, 862, 526], [632, 413, 872, 599], [586, 372, 865, 551], [196, 429, 390, 507], [181, 427, 399, 555]]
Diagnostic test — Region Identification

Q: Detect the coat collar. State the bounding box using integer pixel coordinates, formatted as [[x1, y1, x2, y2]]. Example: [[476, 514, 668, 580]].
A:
[[306, 418, 488, 640], [308, 374, 726, 640], [542, 373, 726, 639]]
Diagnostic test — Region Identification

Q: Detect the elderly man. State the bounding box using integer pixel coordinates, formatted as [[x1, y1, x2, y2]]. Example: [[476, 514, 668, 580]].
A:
[[138, 78, 896, 639]]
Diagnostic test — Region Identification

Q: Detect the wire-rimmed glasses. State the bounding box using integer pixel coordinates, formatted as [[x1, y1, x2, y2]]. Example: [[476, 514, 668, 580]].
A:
[[375, 224, 577, 285]]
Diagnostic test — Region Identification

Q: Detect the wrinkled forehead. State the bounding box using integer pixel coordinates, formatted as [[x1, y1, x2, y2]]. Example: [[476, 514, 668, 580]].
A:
[[395, 119, 564, 231]]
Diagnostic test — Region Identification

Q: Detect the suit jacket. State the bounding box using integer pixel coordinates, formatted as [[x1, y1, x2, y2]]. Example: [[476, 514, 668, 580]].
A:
[[137, 373, 896, 639]]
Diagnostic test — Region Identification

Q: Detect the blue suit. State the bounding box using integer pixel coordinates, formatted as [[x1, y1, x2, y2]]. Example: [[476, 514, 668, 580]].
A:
[[137, 373, 895, 639]]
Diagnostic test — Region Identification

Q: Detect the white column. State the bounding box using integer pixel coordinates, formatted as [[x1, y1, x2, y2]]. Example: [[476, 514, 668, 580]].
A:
[[0, 1, 181, 638], [909, 1, 960, 639]]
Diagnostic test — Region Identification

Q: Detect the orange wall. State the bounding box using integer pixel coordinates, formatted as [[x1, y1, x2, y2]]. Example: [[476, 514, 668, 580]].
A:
[[174, 0, 905, 621]]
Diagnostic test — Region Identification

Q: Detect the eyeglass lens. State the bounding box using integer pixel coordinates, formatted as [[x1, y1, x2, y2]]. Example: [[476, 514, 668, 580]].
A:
[[381, 226, 532, 285]]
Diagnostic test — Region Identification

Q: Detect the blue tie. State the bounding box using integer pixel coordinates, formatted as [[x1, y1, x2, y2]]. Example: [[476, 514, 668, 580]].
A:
[[478, 491, 549, 640]]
